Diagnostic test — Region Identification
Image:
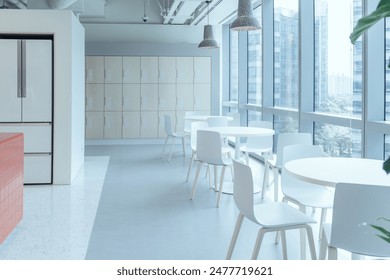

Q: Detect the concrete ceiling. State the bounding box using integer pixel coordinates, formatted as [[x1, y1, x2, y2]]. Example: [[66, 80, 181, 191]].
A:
[[5, 0, 262, 44]]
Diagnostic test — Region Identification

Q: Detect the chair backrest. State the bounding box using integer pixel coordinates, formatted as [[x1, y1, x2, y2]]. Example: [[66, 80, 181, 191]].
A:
[[164, 115, 173, 136], [207, 116, 228, 127], [281, 144, 326, 192], [330, 182, 390, 257], [196, 130, 225, 165], [227, 112, 241, 126], [246, 121, 274, 150], [275, 133, 312, 167], [190, 121, 209, 151], [233, 160, 257, 224]]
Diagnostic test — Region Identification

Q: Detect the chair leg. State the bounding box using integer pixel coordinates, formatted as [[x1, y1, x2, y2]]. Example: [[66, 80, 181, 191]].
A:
[[273, 167, 279, 201], [216, 166, 226, 207], [304, 225, 317, 260], [318, 208, 327, 240], [226, 213, 244, 260], [168, 137, 175, 162], [181, 137, 186, 157], [245, 152, 249, 165], [190, 162, 203, 200], [298, 205, 307, 260], [186, 151, 196, 182], [280, 230, 288, 260], [327, 247, 337, 260], [261, 162, 269, 199], [161, 136, 169, 159], [251, 229, 266, 260], [213, 165, 218, 191]]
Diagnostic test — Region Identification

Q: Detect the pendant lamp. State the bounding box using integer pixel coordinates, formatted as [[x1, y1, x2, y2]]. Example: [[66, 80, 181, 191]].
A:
[[198, 0, 219, 49], [230, 0, 261, 31]]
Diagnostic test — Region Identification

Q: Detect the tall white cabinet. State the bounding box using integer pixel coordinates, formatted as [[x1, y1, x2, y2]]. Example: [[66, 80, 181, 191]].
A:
[[85, 55, 211, 139]]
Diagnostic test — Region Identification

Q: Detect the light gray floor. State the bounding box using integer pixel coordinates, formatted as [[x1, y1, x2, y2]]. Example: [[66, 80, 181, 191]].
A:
[[0, 143, 344, 260], [84, 144, 314, 260]]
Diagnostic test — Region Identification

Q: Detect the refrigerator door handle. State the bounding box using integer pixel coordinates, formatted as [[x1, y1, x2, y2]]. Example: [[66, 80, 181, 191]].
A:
[[21, 40, 27, 98], [17, 40, 22, 98]]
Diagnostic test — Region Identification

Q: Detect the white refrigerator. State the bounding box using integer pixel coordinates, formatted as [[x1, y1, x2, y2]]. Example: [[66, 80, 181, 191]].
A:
[[0, 39, 53, 184]]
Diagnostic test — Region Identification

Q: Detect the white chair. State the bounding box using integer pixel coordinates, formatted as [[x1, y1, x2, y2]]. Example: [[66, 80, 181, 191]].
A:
[[281, 144, 334, 247], [207, 116, 228, 127], [186, 121, 209, 182], [263, 132, 312, 201], [190, 130, 232, 207], [226, 160, 317, 260], [319, 183, 390, 260], [184, 111, 203, 133], [240, 121, 273, 165], [161, 115, 187, 161]]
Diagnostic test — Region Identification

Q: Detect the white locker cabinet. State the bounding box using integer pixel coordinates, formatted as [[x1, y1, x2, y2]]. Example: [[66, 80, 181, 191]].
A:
[[104, 112, 122, 138], [86, 56, 104, 83], [140, 111, 158, 138], [86, 84, 104, 112], [24, 154, 52, 184], [158, 111, 176, 138], [86, 112, 104, 138], [141, 56, 158, 83], [176, 111, 186, 133], [176, 84, 194, 111], [176, 57, 194, 84], [122, 111, 140, 138], [141, 84, 159, 111], [158, 57, 176, 83], [104, 56, 123, 84], [104, 84, 123, 111], [194, 57, 211, 84], [122, 84, 141, 111], [194, 84, 211, 111], [158, 84, 176, 111], [123, 56, 141, 83]]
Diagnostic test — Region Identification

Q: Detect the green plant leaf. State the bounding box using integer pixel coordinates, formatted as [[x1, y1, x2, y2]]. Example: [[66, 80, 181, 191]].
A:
[[350, 0, 390, 44], [383, 157, 390, 174], [371, 224, 390, 238]]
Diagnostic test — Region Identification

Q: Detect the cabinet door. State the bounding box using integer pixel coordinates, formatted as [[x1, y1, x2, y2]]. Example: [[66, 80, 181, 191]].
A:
[[176, 57, 194, 84], [104, 84, 122, 111], [194, 84, 211, 111], [104, 56, 123, 83], [140, 57, 158, 83], [141, 84, 158, 111], [86, 56, 104, 83], [24, 40, 52, 122], [122, 111, 140, 138], [159, 84, 176, 111], [176, 84, 194, 111], [0, 39, 20, 122], [104, 112, 122, 138], [140, 111, 158, 138], [158, 111, 176, 138], [176, 111, 186, 133], [123, 56, 141, 83], [86, 84, 104, 111], [123, 84, 141, 111], [86, 112, 104, 139], [159, 57, 176, 83], [194, 57, 211, 83]]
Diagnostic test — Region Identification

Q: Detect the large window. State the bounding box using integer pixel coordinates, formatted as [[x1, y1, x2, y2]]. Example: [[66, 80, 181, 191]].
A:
[[248, 6, 262, 105], [386, 18, 390, 120], [274, 0, 299, 109], [314, 0, 363, 117], [229, 30, 239, 102]]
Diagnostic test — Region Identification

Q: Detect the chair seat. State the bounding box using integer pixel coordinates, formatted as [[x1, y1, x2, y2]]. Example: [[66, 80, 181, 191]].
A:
[[283, 185, 334, 209], [254, 202, 316, 228]]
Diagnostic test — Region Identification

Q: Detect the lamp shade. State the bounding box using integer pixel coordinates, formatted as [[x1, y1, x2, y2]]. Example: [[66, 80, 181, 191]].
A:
[[230, 0, 261, 31], [198, 25, 220, 49]]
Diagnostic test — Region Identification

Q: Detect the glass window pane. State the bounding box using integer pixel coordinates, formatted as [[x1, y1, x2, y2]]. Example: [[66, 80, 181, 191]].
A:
[[274, 0, 299, 109], [386, 18, 390, 120], [314, 122, 361, 157], [314, 0, 363, 118], [385, 135, 390, 159], [230, 30, 239, 102], [248, 6, 262, 105], [273, 115, 298, 135], [248, 110, 262, 123]]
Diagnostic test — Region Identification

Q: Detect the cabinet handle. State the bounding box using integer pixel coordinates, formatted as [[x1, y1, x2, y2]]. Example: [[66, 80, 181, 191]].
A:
[[122, 69, 125, 79], [104, 69, 106, 80], [140, 69, 143, 80]]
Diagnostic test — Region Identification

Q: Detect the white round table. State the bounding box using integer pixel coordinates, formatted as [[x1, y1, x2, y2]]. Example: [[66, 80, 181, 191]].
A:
[[205, 126, 275, 194], [284, 157, 390, 187]]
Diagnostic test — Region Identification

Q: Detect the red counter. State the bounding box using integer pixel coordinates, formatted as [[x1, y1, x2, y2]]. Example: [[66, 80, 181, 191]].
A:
[[0, 133, 24, 244]]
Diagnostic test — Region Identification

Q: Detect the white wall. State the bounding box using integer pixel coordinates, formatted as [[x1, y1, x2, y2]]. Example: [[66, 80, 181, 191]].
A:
[[0, 9, 85, 184]]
